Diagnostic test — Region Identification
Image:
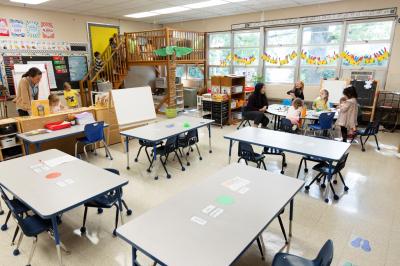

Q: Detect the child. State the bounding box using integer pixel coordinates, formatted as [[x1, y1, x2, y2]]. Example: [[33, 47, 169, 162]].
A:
[[48, 94, 65, 113], [94, 51, 104, 75], [286, 98, 304, 127], [63, 82, 79, 109], [287, 81, 305, 100], [312, 89, 330, 111], [337, 86, 358, 142]]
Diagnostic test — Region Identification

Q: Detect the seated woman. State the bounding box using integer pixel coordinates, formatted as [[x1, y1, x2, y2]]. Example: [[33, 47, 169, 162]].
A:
[[287, 81, 305, 100], [312, 89, 330, 111], [286, 98, 304, 128], [244, 82, 269, 128]]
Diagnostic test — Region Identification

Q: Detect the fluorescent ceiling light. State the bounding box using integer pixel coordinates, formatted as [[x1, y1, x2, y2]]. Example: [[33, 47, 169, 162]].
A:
[[226, 0, 248, 2], [184, 0, 228, 9], [10, 0, 49, 4], [125, 12, 158, 18], [152, 6, 189, 15]]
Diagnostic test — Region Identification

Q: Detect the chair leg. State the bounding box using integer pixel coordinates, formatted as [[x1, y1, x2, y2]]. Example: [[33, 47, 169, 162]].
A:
[[74, 142, 79, 158], [360, 136, 365, 152], [13, 229, 23, 256], [134, 145, 145, 162], [195, 144, 202, 160], [304, 159, 308, 172], [26, 236, 38, 266], [256, 237, 265, 260], [304, 173, 323, 191], [83, 145, 89, 160], [80, 206, 88, 234], [281, 153, 287, 167], [338, 172, 349, 191], [329, 181, 339, 201], [374, 135, 380, 150], [122, 200, 132, 216], [174, 150, 185, 171], [160, 156, 171, 179], [102, 140, 113, 160], [277, 215, 288, 244], [236, 120, 244, 130], [1, 210, 11, 231], [11, 225, 20, 246], [147, 156, 155, 173], [261, 160, 267, 170], [113, 204, 119, 237]]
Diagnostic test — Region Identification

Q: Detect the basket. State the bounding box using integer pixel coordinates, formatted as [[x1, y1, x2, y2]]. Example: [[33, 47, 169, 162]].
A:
[[166, 108, 177, 118]]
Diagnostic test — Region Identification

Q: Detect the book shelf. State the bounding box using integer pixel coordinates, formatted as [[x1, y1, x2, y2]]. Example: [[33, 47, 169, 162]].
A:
[[0, 118, 25, 161], [211, 75, 246, 125]]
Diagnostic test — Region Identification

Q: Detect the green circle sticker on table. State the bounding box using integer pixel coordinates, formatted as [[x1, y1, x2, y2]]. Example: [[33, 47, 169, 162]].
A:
[[216, 195, 234, 205], [183, 122, 190, 128]]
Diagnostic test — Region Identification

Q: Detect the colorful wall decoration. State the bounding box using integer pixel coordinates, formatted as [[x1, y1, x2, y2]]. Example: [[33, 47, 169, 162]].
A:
[[41, 22, 55, 39], [220, 53, 256, 66], [0, 18, 9, 37], [9, 19, 25, 38], [26, 21, 40, 38]]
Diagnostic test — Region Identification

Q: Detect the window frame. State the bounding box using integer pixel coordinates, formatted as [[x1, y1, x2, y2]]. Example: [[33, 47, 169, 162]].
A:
[[207, 31, 233, 78]]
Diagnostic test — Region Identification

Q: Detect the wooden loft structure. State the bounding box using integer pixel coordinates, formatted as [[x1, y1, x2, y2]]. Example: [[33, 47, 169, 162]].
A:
[[124, 28, 207, 111]]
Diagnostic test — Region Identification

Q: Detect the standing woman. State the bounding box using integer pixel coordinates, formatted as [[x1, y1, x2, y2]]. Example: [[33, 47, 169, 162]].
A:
[[244, 82, 269, 128], [287, 80, 305, 100], [336, 86, 358, 142], [13, 67, 42, 116]]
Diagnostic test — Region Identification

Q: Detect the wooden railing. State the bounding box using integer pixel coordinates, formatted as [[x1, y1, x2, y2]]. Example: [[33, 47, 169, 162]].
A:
[[79, 35, 128, 106], [125, 28, 206, 65]]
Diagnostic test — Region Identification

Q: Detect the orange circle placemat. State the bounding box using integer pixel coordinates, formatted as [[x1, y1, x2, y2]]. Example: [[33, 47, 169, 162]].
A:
[[46, 172, 61, 179]]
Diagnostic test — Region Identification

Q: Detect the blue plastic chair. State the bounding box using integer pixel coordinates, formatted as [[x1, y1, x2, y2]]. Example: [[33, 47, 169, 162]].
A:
[[308, 112, 335, 137], [80, 168, 126, 236], [272, 239, 334, 266], [0, 186, 62, 266], [282, 99, 292, 106], [134, 140, 163, 163], [237, 142, 266, 170], [75, 121, 113, 160], [177, 129, 202, 166]]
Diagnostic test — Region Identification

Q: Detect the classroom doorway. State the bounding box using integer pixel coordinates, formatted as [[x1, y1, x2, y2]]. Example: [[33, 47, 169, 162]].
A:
[[87, 22, 120, 59]]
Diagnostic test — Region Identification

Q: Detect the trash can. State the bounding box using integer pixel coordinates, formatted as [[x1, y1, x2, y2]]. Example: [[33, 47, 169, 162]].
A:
[[184, 88, 198, 108]]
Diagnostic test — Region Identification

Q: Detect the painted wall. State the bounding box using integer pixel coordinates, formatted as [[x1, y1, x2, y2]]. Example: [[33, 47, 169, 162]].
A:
[[167, 0, 400, 101], [0, 4, 160, 43]]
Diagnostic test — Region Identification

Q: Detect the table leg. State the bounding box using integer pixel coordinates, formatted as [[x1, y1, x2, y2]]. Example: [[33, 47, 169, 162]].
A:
[[24, 141, 30, 155], [228, 139, 233, 164], [51, 216, 63, 266], [207, 124, 212, 153], [325, 161, 334, 203], [132, 246, 138, 266], [118, 189, 124, 226], [296, 158, 304, 179], [35, 143, 41, 153], [273, 115, 277, 130], [126, 136, 130, 170], [289, 199, 294, 238]]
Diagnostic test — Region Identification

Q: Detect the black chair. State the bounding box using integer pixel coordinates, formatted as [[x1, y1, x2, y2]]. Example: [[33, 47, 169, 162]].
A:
[[279, 118, 296, 133], [237, 142, 266, 170], [305, 153, 349, 203], [351, 119, 380, 152], [0, 187, 30, 246], [177, 129, 202, 166], [272, 239, 334, 266], [134, 139, 163, 163], [236, 106, 252, 130], [296, 136, 331, 178], [149, 135, 185, 180], [80, 169, 126, 236], [263, 147, 287, 174]]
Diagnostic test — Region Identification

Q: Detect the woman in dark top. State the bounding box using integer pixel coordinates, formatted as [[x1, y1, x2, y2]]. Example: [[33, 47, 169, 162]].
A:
[[244, 82, 269, 128], [287, 80, 305, 100]]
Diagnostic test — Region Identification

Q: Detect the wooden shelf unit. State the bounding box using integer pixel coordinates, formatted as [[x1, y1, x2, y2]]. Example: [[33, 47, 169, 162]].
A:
[[0, 118, 25, 161], [211, 75, 246, 125], [176, 83, 184, 112]]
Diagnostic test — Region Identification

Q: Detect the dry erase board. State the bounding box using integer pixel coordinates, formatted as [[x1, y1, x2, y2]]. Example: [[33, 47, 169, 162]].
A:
[[321, 80, 347, 104], [111, 86, 156, 126]]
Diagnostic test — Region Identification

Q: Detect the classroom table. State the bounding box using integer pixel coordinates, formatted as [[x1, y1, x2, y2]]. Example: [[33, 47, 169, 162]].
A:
[[224, 127, 350, 190], [267, 104, 338, 130], [0, 149, 128, 266], [17, 123, 108, 154], [116, 163, 304, 266], [120, 115, 214, 171]]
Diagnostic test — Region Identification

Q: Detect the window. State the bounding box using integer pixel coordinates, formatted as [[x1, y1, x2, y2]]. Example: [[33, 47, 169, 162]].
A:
[[343, 20, 393, 68], [208, 32, 232, 77], [176, 65, 185, 78], [187, 65, 204, 79], [300, 24, 343, 84], [233, 30, 260, 84], [264, 28, 298, 84]]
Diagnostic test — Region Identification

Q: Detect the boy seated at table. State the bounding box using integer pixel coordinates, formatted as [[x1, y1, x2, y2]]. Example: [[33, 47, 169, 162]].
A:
[[48, 93, 65, 113], [312, 89, 330, 111], [286, 98, 303, 129]]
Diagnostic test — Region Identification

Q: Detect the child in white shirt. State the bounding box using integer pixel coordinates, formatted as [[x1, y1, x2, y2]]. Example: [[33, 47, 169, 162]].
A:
[[286, 98, 304, 127]]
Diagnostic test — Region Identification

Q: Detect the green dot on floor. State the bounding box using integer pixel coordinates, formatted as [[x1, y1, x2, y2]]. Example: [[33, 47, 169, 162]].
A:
[[216, 195, 234, 205]]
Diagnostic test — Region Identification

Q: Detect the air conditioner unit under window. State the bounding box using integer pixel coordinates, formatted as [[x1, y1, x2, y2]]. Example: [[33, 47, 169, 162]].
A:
[[350, 71, 375, 81]]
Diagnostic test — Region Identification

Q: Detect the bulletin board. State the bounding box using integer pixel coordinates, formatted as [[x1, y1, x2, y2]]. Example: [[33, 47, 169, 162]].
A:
[[87, 23, 119, 57]]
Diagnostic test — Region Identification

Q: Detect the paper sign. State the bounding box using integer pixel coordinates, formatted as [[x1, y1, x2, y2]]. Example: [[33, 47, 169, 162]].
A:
[[26, 21, 40, 38], [41, 22, 55, 39], [44, 155, 77, 168], [209, 208, 224, 218], [56, 181, 66, 187], [190, 216, 207, 226], [0, 18, 9, 37], [30, 163, 50, 173], [238, 187, 250, 194], [222, 177, 250, 192], [9, 19, 25, 37], [65, 178, 75, 185], [202, 205, 216, 214]]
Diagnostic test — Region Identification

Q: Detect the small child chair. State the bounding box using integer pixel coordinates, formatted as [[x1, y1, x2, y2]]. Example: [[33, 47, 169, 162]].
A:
[[307, 112, 335, 138]]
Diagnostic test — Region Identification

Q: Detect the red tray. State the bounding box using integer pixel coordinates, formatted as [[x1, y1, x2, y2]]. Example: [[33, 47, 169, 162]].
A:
[[45, 121, 71, 131]]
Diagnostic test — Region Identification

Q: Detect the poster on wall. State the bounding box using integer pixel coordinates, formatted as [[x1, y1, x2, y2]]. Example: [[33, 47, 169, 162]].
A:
[[9, 19, 25, 37], [26, 21, 40, 38], [27, 61, 57, 88], [0, 18, 9, 37], [41, 22, 55, 39], [68, 56, 88, 82]]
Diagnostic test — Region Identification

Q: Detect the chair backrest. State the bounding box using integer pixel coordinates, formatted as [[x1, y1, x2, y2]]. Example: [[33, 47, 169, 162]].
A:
[[0, 186, 24, 224], [186, 129, 199, 145], [318, 112, 335, 130], [334, 153, 349, 173], [279, 118, 294, 133], [164, 135, 178, 153], [84, 121, 105, 142], [282, 99, 292, 106], [238, 142, 257, 161], [313, 239, 334, 266]]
